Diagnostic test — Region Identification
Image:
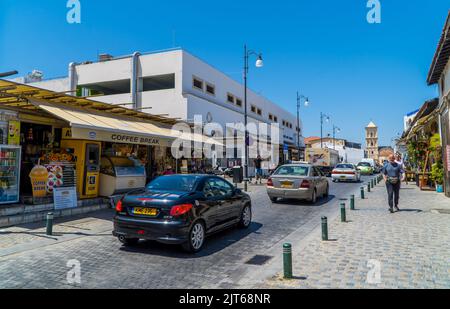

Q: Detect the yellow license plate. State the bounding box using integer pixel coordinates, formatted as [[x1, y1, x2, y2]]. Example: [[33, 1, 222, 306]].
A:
[[133, 207, 158, 216], [281, 181, 294, 189]]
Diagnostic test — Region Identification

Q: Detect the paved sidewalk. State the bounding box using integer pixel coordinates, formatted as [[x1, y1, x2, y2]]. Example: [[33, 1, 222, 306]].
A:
[[0, 209, 113, 257], [258, 182, 450, 289]]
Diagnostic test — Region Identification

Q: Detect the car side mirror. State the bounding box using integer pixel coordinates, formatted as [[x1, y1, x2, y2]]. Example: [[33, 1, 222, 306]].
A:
[[234, 188, 242, 195]]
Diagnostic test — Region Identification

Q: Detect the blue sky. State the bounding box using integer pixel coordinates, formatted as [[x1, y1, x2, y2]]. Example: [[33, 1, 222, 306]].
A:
[[0, 0, 448, 146]]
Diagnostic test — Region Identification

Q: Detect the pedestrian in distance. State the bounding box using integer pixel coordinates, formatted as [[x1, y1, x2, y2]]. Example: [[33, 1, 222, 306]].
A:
[[382, 154, 405, 214], [254, 155, 263, 185]]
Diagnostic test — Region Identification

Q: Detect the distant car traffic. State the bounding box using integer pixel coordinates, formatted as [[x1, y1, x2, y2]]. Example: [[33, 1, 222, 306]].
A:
[[331, 163, 361, 183], [113, 175, 252, 253], [267, 163, 329, 204], [356, 162, 374, 175]]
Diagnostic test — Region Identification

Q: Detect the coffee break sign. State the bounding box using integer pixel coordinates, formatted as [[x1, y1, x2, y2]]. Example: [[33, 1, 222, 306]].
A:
[[62, 128, 170, 147]]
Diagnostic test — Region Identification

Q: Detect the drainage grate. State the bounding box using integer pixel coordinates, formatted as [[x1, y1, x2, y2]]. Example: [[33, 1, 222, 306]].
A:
[[245, 255, 273, 266]]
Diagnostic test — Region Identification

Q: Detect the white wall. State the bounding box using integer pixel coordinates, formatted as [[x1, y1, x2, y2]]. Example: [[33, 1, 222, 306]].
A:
[[311, 142, 364, 165], [25, 78, 69, 92], [181, 51, 301, 146], [75, 58, 131, 85]]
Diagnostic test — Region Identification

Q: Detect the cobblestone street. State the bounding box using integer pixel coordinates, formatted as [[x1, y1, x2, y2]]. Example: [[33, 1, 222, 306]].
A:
[[0, 178, 449, 289], [258, 182, 450, 289], [0, 179, 364, 288]]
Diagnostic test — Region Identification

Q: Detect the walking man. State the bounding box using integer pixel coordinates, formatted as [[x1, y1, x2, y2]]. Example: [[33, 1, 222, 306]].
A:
[[254, 155, 263, 185], [382, 154, 405, 213]]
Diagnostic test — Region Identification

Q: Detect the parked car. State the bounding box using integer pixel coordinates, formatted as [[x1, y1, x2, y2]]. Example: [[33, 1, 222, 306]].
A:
[[113, 175, 252, 253], [266, 163, 329, 204], [331, 163, 361, 183], [356, 162, 374, 175]]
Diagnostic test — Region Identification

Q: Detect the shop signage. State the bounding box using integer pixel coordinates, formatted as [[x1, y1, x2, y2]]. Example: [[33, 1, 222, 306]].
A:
[[8, 120, 20, 145], [63, 127, 171, 147], [54, 187, 78, 210]]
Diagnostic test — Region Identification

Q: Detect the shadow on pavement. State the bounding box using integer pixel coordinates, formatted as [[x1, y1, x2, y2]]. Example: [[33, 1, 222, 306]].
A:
[[118, 222, 263, 258], [272, 195, 336, 207]]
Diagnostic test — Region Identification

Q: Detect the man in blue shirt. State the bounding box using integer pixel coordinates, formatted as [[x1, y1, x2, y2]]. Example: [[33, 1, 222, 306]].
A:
[[382, 154, 405, 213]]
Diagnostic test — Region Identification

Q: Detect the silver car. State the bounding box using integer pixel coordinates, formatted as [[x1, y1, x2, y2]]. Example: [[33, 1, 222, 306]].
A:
[[267, 163, 329, 204], [331, 163, 361, 183]]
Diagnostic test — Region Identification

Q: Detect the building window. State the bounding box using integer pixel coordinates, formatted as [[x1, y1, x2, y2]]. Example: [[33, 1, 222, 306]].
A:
[[257, 108, 262, 116], [282, 120, 286, 126], [251, 105, 257, 113], [78, 79, 131, 96], [193, 76, 204, 91], [269, 114, 273, 121], [206, 83, 215, 96], [227, 93, 235, 104], [141, 74, 175, 92], [235, 98, 242, 107], [274, 116, 278, 123]]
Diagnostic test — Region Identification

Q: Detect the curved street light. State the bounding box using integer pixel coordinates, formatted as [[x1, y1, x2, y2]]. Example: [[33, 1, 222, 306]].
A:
[[297, 93, 309, 160], [243, 45, 264, 191]]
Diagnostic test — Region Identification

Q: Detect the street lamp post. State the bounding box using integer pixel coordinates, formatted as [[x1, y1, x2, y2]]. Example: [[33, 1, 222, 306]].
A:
[[320, 112, 330, 148], [296, 92, 309, 161], [332, 125, 341, 150], [243, 45, 263, 192]]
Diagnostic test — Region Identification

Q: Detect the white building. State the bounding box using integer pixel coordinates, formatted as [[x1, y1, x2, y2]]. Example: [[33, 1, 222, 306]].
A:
[[307, 137, 364, 165], [404, 109, 419, 132], [14, 48, 303, 171]]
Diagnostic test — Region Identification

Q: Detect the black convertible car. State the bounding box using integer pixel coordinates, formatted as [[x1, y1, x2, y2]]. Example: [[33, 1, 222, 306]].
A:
[[113, 175, 252, 253]]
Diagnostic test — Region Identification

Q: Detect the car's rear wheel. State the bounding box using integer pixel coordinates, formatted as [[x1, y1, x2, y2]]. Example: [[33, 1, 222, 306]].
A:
[[324, 184, 329, 198], [118, 235, 139, 246], [182, 221, 205, 253], [238, 204, 252, 229], [269, 197, 278, 203], [310, 189, 317, 204]]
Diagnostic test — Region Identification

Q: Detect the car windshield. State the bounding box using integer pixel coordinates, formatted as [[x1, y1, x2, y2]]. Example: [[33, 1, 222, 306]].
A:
[[274, 165, 309, 176], [147, 175, 199, 192], [336, 164, 354, 169], [358, 162, 371, 167]]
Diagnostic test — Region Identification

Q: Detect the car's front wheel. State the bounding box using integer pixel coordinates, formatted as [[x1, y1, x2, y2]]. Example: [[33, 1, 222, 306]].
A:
[[182, 221, 205, 253], [238, 204, 252, 229]]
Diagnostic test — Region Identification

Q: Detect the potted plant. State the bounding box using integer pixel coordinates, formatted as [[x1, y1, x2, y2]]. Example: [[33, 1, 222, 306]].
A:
[[431, 162, 444, 193]]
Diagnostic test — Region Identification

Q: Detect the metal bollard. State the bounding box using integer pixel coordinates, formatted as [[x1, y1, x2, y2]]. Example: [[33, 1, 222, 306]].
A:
[[350, 195, 355, 210], [283, 243, 293, 279], [340, 202, 346, 222], [367, 183, 371, 193], [361, 187, 365, 199], [46, 212, 54, 236], [371, 179, 374, 189], [321, 217, 328, 241]]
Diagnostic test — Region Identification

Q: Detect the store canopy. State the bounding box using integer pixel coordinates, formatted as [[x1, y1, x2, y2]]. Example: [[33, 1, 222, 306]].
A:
[[403, 98, 439, 140], [427, 11, 450, 85], [0, 79, 221, 147], [0, 79, 178, 124]]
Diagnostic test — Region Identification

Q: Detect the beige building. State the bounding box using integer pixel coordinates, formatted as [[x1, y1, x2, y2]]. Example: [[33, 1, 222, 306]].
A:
[[365, 121, 379, 162]]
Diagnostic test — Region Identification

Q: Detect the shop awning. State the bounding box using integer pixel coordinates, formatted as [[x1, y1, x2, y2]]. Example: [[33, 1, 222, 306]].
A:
[[0, 79, 178, 124], [34, 101, 221, 147], [0, 79, 221, 147]]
